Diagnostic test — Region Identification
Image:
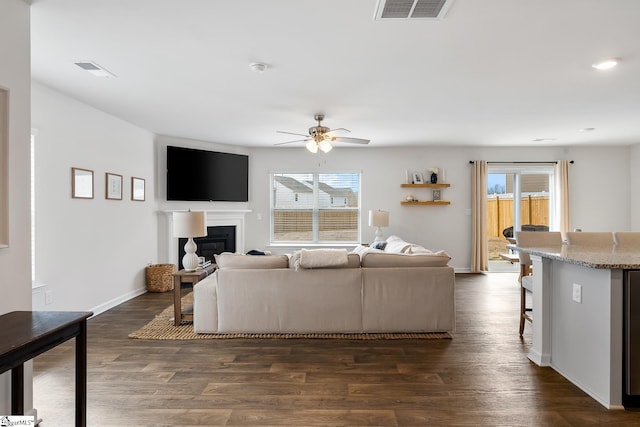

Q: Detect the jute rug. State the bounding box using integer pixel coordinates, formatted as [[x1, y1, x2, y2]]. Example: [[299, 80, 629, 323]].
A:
[[129, 293, 452, 340]]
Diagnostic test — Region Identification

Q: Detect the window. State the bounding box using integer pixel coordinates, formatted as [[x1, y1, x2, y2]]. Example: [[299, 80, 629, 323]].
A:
[[270, 172, 361, 244]]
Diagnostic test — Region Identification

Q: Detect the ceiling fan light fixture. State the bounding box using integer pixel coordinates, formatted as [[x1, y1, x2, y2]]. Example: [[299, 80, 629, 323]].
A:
[[306, 140, 319, 153], [319, 140, 333, 153]]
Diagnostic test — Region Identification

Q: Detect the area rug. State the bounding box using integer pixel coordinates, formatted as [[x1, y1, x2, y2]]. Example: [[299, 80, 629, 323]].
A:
[[128, 293, 452, 340]]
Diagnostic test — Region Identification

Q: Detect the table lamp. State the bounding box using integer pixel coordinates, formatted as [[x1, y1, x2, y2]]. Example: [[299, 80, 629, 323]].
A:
[[369, 209, 389, 242], [173, 210, 207, 271]]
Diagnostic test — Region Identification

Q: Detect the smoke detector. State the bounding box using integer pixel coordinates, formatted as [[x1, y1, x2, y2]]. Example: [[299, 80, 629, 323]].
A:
[[249, 63, 268, 73], [374, 0, 454, 20]]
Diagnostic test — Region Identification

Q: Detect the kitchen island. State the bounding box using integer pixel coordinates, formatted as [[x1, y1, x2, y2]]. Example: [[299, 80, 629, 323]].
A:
[[515, 243, 640, 409]]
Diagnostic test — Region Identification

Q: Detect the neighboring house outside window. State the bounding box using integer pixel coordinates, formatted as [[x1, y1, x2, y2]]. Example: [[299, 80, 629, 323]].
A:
[[270, 172, 360, 244]]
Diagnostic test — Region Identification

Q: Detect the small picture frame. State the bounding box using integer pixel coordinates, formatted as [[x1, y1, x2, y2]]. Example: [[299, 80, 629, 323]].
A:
[[71, 167, 94, 199], [412, 172, 424, 184], [433, 189, 441, 201], [106, 172, 123, 200], [131, 177, 145, 201]]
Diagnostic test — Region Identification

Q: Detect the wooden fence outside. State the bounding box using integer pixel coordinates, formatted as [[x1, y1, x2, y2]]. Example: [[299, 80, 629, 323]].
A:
[[273, 210, 359, 233], [488, 195, 549, 238]]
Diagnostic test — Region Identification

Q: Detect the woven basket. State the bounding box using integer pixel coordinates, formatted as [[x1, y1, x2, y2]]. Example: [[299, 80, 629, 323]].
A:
[[145, 264, 176, 292]]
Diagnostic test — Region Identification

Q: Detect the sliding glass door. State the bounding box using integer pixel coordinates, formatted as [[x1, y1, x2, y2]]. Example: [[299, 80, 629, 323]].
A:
[[488, 164, 555, 271]]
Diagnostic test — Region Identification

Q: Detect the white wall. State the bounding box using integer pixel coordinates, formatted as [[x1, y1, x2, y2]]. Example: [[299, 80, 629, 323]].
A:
[[156, 139, 633, 271], [31, 82, 158, 314], [0, 0, 32, 415], [631, 144, 640, 230]]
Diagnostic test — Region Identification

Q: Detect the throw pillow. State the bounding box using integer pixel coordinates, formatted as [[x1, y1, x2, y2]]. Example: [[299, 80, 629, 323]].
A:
[[371, 241, 387, 250]]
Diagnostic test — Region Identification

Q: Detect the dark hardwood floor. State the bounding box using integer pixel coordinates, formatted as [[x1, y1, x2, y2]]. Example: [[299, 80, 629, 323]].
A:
[[33, 273, 640, 426]]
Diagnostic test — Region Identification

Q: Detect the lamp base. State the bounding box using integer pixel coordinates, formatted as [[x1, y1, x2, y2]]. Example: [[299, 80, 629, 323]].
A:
[[182, 237, 199, 271], [374, 227, 384, 242]]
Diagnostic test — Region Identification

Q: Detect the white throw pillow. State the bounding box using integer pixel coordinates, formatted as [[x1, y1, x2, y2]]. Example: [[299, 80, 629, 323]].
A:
[[384, 235, 412, 253]]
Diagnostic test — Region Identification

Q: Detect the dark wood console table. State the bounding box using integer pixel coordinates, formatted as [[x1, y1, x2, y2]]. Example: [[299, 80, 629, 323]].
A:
[[0, 311, 93, 426]]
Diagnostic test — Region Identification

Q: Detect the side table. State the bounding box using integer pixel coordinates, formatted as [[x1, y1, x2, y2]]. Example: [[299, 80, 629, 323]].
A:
[[172, 264, 216, 326], [0, 311, 93, 426]]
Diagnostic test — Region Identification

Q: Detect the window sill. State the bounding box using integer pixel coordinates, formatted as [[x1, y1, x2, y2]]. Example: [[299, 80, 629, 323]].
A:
[[268, 243, 360, 250]]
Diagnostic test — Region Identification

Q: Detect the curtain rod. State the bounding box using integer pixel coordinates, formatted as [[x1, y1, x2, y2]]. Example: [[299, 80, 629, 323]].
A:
[[468, 160, 574, 164]]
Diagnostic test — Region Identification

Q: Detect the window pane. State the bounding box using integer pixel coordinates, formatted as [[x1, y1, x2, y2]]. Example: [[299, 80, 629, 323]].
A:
[[487, 167, 552, 265], [271, 172, 360, 243]]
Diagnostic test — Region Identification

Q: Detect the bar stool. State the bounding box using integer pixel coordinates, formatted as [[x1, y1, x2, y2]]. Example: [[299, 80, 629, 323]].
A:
[[515, 231, 563, 336]]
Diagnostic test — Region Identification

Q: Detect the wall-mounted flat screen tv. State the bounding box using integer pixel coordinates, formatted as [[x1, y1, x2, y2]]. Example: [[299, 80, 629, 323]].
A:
[[166, 145, 249, 202]]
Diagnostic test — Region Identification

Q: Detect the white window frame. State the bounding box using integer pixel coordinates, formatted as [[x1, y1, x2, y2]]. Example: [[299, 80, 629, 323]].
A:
[[269, 172, 361, 246], [488, 163, 556, 232]]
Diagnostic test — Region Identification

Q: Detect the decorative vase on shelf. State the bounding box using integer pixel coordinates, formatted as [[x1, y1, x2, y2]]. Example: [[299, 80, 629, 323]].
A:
[[430, 173, 438, 184]]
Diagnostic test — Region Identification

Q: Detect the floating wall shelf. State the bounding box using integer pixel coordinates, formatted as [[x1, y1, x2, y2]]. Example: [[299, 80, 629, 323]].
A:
[[401, 183, 451, 206]]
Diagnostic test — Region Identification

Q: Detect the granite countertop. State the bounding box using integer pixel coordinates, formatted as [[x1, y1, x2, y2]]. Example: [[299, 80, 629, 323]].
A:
[[514, 244, 640, 269]]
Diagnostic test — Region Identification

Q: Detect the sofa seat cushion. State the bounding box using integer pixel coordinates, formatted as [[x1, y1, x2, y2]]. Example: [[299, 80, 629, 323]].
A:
[[361, 251, 451, 268], [215, 253, 289, 270]]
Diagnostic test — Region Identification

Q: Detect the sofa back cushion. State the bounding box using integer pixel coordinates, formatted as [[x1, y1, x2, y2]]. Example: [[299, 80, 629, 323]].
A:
[[361, 251, 451, 268], [289, 250, 360, 269], [215, 253, 289, 270]]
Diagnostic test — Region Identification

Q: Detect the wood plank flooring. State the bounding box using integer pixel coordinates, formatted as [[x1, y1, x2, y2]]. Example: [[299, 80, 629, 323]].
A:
[[33, 273, 640, 426]]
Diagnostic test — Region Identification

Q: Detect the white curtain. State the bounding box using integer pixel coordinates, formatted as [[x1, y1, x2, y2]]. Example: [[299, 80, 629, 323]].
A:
[[554, 160, 571, 238], [471, 160, 488, 272]]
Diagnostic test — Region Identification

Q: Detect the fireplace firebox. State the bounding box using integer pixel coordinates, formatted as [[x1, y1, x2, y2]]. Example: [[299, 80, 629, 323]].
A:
[[178, 225, 236, 270]]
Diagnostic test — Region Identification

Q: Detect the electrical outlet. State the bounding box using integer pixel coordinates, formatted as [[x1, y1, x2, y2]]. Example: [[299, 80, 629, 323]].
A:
[[45, 290, 53, 305], [572, 283, 582, 303]]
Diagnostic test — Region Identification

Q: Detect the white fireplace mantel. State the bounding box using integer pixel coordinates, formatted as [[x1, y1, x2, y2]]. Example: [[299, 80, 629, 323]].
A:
[[163, 209, 251, 265]]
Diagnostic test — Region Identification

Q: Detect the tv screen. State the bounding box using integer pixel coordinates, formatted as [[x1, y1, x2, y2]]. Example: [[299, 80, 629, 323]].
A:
[[166, 146, 249, 202]]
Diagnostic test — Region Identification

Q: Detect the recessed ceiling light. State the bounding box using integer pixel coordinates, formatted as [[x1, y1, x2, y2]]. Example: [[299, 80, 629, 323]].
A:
[[579, 127, 596, 132], [532, 138, 557, 143], [592, 58, 619, 70]]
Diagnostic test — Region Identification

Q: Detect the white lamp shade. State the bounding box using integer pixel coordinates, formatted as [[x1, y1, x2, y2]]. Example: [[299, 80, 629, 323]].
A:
[[368, 210, 389, 227], [172, 211, 207, 238]]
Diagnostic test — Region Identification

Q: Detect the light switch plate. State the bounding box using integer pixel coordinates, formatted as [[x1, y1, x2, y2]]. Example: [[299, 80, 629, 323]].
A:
[[572, 283, 582, 303]]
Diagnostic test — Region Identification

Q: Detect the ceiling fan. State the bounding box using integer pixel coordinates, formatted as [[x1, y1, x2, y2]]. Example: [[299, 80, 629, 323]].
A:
[[275, 114, 370, 153]]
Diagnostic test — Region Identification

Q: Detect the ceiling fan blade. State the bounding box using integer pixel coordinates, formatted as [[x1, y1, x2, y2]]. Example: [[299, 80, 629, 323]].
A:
[[274, 138, 311, 146], [332, 136, 370, 144], [327, 127, 351, 135], [276, 130, 310, 138]]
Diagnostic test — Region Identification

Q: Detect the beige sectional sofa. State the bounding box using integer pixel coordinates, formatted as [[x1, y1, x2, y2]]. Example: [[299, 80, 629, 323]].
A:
[[193, 237, 455, 334]]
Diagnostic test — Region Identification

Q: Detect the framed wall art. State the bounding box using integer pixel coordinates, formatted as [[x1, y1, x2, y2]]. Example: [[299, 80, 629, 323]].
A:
[[72, 167, 94, 199], [131, 177, 145, 201], [106, 172, 123, 200]]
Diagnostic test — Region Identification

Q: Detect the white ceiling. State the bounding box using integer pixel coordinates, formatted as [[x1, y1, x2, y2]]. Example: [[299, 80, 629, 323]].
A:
[[30, 0, 640, 148]]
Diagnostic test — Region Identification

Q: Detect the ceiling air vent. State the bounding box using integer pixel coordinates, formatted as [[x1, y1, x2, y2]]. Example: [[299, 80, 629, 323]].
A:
[[374, 0, 454, 20], [73, 61, 117, 78]]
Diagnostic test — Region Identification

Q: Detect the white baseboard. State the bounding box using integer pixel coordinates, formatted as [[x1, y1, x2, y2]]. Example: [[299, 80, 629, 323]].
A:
[[89, 287, 147, 317]]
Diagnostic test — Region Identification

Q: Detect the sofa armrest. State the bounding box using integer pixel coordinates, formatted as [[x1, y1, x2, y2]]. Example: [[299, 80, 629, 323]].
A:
[[193, 273, 218, 333]]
